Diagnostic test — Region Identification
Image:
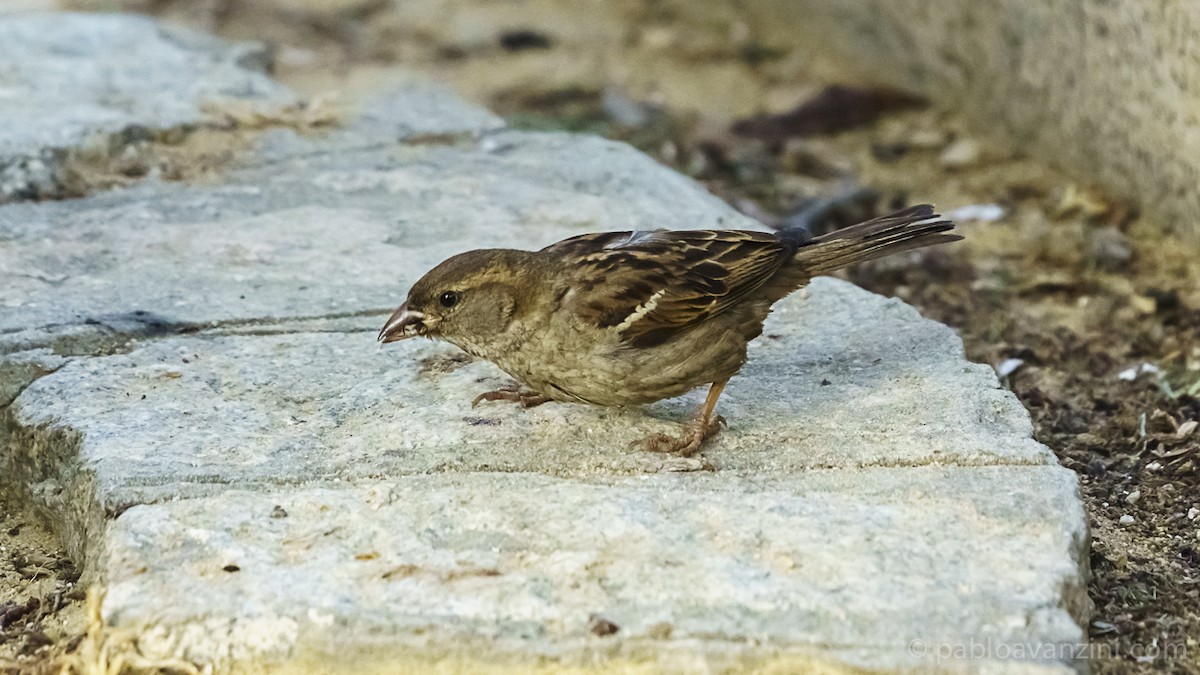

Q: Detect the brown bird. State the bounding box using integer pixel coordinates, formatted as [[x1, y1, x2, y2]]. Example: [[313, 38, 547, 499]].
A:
[[379, 204, 958, 456]]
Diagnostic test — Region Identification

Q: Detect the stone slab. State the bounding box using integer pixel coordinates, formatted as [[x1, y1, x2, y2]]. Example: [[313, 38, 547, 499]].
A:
[[100, 467, 1085, 673], [352, 82, 506, 140], [0, 12, 294, 202], [9, 278, 1050, 520], [0, 130, 746, 343]]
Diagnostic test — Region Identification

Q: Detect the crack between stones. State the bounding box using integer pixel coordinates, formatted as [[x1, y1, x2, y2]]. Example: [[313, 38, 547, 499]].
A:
[[94, 458, 1064, 508], [0, 306, 392, 541], [0, 361, 67, 412], [0, 361, 94, 571], [5, 307, 392, 359], [1, 117, 343, 206], [203, 327, 372, 337], [176, 307, 392, 334]]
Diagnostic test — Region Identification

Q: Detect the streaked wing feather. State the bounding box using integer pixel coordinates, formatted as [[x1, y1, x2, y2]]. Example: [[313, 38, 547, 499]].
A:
[[542, 229, 788, 346]]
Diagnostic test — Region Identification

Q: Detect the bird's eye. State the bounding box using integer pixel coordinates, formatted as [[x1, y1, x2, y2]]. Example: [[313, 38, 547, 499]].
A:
[[439, 291, 460, 308]]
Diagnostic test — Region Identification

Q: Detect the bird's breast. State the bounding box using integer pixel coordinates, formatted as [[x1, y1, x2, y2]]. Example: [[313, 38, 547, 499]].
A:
[[482, 313, 750, 406]]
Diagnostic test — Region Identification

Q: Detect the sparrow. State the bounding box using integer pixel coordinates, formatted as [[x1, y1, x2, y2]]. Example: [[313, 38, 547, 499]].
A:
[[379, 204, 958, 457]]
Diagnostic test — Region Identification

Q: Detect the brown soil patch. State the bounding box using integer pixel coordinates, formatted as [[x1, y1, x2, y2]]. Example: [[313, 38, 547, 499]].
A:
[[0, 494, 85, 674]]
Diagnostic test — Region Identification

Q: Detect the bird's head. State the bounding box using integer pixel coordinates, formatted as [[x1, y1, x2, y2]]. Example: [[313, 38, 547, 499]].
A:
[[378, 249, 540, 353]]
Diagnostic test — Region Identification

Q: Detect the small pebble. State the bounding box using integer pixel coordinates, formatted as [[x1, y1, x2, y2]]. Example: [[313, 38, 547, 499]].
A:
[[1117, 362, 1159, 381], [1130, 295, 1157, 315], [1089, 227, 1132, 271], [1146, 461, 1163, 472], [939, 138, 983, 169], [1125, 490, 1141, 505], [588, 613, 620, 637], [1119, 514, 1135, 525], [645, 622, 673, 639], [602, 86, 652, 128], [908, 128, 949, 149], [947, 203, 1005, 223], [995, 358, 1024, 378], [1188, 508, 1199, 521]]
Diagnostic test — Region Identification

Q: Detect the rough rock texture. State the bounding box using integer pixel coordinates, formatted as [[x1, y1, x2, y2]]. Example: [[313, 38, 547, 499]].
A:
[[732, 0, 1200, 236], [8, 276, 1057, 534], [0, 12, 293, 202], [98, 469, 1084, 673], [0, 14, 1089, 673]]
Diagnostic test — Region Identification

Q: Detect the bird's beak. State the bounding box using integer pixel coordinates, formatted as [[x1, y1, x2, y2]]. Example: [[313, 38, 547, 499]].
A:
[[378, 303, 428, 343]]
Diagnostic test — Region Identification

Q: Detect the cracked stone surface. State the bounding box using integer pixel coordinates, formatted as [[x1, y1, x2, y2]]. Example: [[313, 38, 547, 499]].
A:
[[0, 14, 1088, 674], [9, 280, 1051, 509], [0, 12, 293, 202]]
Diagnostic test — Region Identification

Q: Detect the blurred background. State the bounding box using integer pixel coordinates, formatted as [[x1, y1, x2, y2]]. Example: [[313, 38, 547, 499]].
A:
[[4, 2, 1199, 672]]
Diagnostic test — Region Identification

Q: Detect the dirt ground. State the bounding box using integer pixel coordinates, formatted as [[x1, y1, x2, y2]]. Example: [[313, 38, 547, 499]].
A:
[[4, 2, 1198, 672], [0, 494, 85, 674]]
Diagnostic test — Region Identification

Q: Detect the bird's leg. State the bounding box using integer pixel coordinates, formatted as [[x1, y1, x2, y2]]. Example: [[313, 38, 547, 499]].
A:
[[638, 380, 728, 457], [472, 384, 551, 408]]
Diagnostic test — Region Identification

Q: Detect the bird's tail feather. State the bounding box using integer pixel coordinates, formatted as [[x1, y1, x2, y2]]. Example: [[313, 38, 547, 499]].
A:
[[786, 204, 959, 276]]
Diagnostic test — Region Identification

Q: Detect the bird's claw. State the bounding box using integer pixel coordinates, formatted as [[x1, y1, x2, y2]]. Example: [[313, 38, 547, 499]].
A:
[[472, 386, 551, 408], [634, 414, 724, 458]]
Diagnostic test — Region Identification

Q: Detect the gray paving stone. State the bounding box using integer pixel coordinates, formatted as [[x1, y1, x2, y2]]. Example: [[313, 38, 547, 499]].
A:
[[0, 131, 743, 343], [99, 468, 1085, 673], [9, 278, 1050, 522], [0, 13, 294, 203], [352, 82, 506, 140]]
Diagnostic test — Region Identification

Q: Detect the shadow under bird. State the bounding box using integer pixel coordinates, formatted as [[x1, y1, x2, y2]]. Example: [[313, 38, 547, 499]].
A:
[[379, 204, 959, 456]]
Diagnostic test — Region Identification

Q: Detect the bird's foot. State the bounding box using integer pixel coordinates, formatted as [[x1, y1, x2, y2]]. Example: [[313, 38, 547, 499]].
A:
[[472, 385, 551, 408], [636, 414, 725, 458]]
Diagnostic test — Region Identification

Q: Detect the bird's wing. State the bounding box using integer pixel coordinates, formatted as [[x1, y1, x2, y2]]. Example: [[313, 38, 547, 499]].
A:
[[540, 229, 789, 347]]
